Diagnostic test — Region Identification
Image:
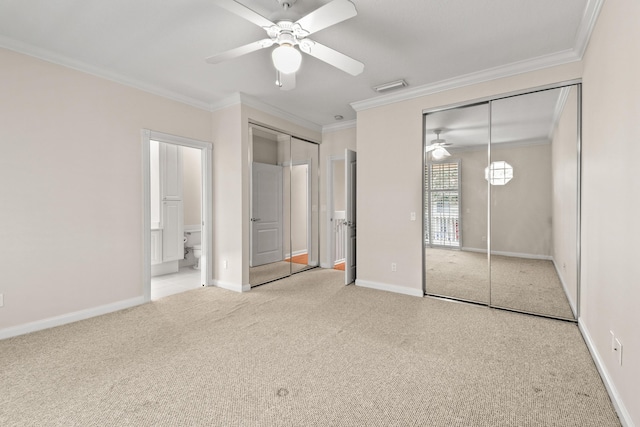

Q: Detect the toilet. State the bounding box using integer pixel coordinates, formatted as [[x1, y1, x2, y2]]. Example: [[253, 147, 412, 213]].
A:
[[192, 244, 202, 270], [184, 229, 202, 270]]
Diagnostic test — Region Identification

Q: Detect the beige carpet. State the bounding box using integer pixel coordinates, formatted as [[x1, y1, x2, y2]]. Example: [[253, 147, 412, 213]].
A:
[[1, 269, 619, 426], [426, 248, 575, 320]]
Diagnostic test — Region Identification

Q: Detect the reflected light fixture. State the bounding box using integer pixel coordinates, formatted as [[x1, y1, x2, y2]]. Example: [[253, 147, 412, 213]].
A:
[[431, 147, 449, 160], [272, 44, 302, 74]]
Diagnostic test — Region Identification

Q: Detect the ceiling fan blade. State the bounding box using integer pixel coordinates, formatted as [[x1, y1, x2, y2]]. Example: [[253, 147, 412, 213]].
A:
[[303, 40, 364, 76], [212, 0, 275, 28], [278, 72, 296, 91], [205, 39, 273, 64], [295, 0, 357, 35]]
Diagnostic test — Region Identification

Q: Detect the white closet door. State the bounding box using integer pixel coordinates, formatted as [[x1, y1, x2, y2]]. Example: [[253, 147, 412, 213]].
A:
[[161, 143, 183, 201], [162, 200, 184, 262]]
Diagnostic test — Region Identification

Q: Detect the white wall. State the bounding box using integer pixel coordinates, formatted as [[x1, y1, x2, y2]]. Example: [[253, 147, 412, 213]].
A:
[[490, 142, 552, 257], [581, 0, 640, 423], [0, 48, 212, 332]]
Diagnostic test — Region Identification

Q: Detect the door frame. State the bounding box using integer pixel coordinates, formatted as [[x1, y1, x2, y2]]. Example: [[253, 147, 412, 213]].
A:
[[142, 129, 213, 302]]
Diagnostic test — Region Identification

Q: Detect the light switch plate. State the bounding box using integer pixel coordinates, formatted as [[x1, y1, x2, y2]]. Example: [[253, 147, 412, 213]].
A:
[[410, 212, 416, 221]]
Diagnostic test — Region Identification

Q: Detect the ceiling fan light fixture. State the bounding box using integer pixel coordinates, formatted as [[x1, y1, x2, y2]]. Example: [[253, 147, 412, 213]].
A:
[[431, 147, 450, 160], [272, 44, 302, 74]]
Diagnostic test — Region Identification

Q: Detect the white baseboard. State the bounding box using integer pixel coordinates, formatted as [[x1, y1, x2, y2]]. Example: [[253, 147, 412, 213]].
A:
[[211, 279, 246, 293], [579, 321, 635, 427], [355, 279, 424, 297], [0, 296, 146, 341], [461, 247, 552, 260], [320, 262, 333, 269]]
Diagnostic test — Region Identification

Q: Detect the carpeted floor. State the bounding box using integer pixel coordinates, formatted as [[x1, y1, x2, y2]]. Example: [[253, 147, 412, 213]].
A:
[[0, 269, 619, 426], [426, 248, 575, 320]]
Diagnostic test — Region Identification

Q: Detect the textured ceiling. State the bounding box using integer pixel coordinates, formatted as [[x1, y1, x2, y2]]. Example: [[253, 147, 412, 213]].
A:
[[0, 0, 592, 128]]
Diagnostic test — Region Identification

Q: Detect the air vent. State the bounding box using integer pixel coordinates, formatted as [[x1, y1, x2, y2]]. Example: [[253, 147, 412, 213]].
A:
[[373, 79, 408, 93]]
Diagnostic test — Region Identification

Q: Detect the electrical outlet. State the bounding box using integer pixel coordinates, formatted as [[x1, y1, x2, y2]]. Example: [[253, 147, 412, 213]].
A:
[[615, 338, 623, 366], [391, 263, 397, 272], [0, 293, 3, 307]]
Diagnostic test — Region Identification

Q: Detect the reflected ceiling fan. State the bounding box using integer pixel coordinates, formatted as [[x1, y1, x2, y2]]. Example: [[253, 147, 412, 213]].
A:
[[206, 0, 364, 90], [426, 130, 452, 160]]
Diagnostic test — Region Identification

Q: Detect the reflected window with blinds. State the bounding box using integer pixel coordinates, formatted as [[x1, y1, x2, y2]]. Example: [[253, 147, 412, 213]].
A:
[[425, 161, 461, 248]]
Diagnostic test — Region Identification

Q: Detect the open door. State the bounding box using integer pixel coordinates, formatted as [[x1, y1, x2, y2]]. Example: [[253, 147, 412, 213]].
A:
[[345, 149, 357, 284], [251, 162, 284, 267]]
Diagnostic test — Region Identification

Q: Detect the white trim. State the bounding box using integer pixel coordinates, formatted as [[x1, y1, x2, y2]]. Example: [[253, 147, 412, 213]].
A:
[[355, 279, 424, 297], [0, 296, 145, 340], [237, 93, 322, 133], [574, 0, 605, 58], [351, 49, 579, 112], [142, 129, 213, 301], [212, 279, 248, 293], [0, 36, 212, 112], [322, 120, 357, 134], [548, 86, 572, 141], [579, 322, 635, 427], [461, 247, 552, 260]]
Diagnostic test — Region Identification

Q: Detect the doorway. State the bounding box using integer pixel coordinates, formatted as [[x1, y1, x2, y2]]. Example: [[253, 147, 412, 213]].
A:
[[142, 130, 213, 302]]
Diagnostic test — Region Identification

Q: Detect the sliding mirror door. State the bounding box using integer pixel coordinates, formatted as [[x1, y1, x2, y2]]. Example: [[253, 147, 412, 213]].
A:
[[490, 86, 579, 320], [289, 137, 319, 274], [249, 127, 291, 286], [424, 103, 490, 304]]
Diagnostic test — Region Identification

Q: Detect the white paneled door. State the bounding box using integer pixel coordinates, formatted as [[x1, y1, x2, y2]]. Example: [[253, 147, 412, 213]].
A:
[[251, 162, 284, 267], [345, 149, 357, 284]]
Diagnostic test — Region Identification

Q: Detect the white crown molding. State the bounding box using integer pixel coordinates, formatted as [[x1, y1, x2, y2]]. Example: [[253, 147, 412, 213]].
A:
[[574, 0, 605, 57], [238, 93, 323, 133], [210, 93, 243, 112], [0, 35, 213, 112], [351, 49, 580, 112], [322, 119, 357, 134]]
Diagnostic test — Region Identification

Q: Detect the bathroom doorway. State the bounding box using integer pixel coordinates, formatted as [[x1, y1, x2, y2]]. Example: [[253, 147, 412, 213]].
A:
[[142, 130, 213, 301]]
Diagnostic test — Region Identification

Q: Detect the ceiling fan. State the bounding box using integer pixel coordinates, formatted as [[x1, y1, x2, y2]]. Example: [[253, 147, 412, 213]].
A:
[[206, 0, 364, 90], [426, 130, 452, 160]]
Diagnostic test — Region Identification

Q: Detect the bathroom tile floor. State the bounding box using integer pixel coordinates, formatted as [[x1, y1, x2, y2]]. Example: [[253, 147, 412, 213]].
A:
[[151, 267, 202, 300]]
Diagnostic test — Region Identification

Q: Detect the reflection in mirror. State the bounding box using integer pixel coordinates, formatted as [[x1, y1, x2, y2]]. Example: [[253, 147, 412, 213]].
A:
[[490, 86, 578, 320], [249, 127, 291, 286], [289, 137, 319, 274], [424, 103, 490, 304]]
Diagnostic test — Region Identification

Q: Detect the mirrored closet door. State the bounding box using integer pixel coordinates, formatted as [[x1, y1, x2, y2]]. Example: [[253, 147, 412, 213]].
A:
[[249, 125, 320, 287], [423, 102, 490, 305], [424, 84, 580, 321]]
